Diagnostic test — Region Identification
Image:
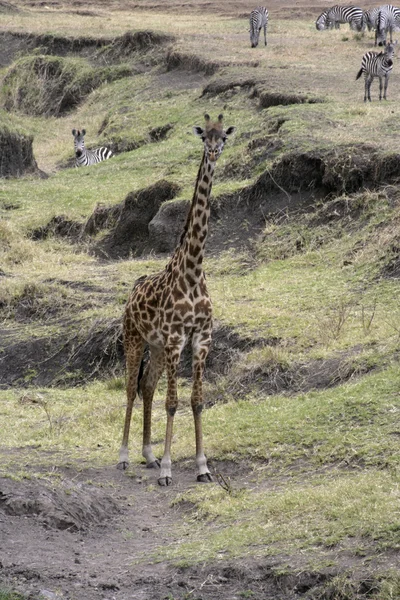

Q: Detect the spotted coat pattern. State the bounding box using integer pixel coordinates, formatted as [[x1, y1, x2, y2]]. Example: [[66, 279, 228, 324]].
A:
[[118, 114, 236, 486]]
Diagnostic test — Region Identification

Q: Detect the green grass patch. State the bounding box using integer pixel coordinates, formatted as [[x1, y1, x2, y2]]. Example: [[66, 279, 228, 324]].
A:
[[164, 469, 400, 564]]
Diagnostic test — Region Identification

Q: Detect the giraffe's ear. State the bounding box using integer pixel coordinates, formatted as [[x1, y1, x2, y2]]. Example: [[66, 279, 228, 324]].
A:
[[225, 126, 236, 136], [72, 129, 77, 136], [81, 129, 86, 136], [193, 126, 205, 138]]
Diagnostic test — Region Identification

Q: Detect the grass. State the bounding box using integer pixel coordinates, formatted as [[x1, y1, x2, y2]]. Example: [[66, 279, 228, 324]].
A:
[[1, 364, 400, 568], [2, 1, 400, 596], [0, 591, 25, 600]]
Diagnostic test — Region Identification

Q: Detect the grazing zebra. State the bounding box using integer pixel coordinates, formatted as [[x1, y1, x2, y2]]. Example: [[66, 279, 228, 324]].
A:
[[72, 129, 113, 167], [356, 41, 395, 101], [375, 4, 400, 46], [316, 10, 336, 30], [363, 7, 380, 32], [249, 6, 269, 47], [316, 6, 363, 31], [327, 5, 365, 31]]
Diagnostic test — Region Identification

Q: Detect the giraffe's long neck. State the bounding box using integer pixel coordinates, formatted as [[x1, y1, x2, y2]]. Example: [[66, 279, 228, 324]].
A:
[[167, 152, 215, 283], [181, 152, 214, 278]]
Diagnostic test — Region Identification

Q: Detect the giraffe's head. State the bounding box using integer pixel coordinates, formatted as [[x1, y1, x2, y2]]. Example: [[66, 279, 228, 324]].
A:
[[193, 114, 236, 163], [72, 128, 86, 158]]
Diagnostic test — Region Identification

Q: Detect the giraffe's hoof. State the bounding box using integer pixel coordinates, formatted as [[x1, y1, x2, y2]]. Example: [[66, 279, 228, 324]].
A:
[[117, 461, 129, 470], [158, 476, 172, 486], [147, 459, 161, 469], [197, 472, 213, 483]]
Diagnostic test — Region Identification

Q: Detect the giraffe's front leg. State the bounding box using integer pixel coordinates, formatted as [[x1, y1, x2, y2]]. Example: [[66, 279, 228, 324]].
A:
[[191, 333, 212, 483], [141, 345, 165, 469]]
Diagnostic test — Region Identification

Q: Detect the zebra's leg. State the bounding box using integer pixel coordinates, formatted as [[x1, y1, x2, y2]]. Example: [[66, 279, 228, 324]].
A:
[[365, 75, 373, 102], [383, 75, 389, 100], [364, 75, 369, 102], [379, 76, 383, 100], [263, 24, 267, 45]]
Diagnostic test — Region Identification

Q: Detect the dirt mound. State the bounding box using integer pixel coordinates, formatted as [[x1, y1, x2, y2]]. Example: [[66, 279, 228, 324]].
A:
[[30, 215, 83, 241], [229, 347, 375, 398], [95, 179, 181, 258], [0, 317, 124, 388], [246, 145, 400, 197], [99, 30, 174, 62], [201, 77, 260, 97], [382, 243, 400, 279], [258, 91, 325, 108], [0, 310, 273, 389], [2, 55, 131, 116], [165, 50, 223, 75], [0, 31, 111, 68], [179, 323, 278, 384], [0, 477, 119, 531], [0, 1, 18, 12], [99, 120, 174, 154], [0, 29, 173, 68], [0, 127, 38, 178]]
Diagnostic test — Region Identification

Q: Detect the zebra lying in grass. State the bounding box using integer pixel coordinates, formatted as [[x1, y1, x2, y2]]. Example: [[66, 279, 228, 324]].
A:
[[249, 6, 269, 47], [356, 41, 395, 101], [72, 129, 113, 167], [316, 5, 364, 31]]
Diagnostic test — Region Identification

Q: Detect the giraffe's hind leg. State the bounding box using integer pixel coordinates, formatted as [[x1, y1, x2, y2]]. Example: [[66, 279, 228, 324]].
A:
[[117, 332, 145, 471], [140, 345, 165, 469]]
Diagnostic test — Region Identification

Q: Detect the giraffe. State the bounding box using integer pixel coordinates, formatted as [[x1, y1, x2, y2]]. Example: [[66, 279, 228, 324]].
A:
[[117, 114, 236, 486]]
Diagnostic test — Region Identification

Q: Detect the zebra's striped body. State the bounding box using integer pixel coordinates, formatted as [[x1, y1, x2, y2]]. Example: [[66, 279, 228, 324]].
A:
[[356, 42, 395, 101], [316, 5, 364, 31], [72, 129, 113, 167], [250, 6, 269, 48], [364, 7, 380, 31], [375, 5, 400, 46]]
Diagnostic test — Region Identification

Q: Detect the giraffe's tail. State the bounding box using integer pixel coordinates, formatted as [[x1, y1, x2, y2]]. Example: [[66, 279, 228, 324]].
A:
[[137, 346, 149, 398]]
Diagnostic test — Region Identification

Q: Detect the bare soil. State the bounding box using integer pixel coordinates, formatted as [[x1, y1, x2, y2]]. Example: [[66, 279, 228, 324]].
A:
[[1, 456, 395, 600]]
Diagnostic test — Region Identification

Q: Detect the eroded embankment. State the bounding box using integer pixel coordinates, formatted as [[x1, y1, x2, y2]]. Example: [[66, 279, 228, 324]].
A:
[[37, 144, 400, 256], [3, 144, 400, 390]]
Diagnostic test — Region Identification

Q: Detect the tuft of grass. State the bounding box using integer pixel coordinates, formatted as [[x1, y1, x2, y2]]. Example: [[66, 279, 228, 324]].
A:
[[0, 590, 25, 600]]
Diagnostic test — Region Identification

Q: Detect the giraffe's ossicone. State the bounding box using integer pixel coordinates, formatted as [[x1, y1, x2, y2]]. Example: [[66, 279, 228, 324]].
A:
[[118, 114, 236, 486]]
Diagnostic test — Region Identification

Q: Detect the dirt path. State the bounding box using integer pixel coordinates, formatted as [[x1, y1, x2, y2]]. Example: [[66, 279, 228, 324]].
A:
[[0, 457, 299, 600]]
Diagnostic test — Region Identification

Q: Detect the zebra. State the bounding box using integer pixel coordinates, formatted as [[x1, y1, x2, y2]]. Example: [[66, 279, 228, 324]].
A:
[[375, 5, 400, 46], [316, 10, 337, 30], [356, 41, 395, 101], [327, 5, 365, 31], [249, 6, 269, 48], [363, 7, 380, 32], [72, 129, 113, 167]]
